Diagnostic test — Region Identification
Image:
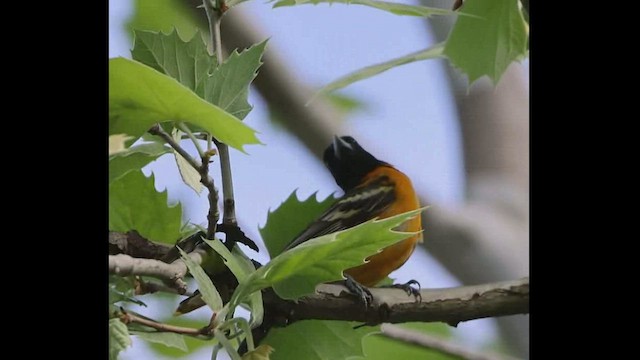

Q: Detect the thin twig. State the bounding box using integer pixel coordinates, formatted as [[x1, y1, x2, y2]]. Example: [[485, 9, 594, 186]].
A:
[[149, 124, 202, 170], [204, 0, 238, 228], [148, 123, 220, 238], [121, 310, 210, 337], [216, 141, 236, 225], [380, 324, 520, 360]]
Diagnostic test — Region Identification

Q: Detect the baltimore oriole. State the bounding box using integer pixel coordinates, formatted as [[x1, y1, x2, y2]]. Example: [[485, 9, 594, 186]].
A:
[[175, 135, 422, 314], [283, 135, 423, 303]]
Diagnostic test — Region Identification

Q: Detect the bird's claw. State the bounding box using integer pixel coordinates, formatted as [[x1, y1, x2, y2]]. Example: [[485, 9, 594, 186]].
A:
[[381, 279, 422, 302], [217, 223, 259, 252], [344, 274, 374, 308]]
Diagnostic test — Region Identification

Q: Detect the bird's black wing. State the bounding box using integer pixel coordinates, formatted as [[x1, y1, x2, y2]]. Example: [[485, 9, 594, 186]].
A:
[[282, 176, 395, 251]]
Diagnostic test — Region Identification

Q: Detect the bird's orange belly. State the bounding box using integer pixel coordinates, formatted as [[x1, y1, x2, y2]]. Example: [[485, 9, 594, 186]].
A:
[[343, 166, 423, 287], [344, 233, 420, 287]]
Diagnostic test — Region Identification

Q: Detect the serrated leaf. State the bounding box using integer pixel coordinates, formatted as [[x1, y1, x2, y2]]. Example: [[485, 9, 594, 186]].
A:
[[272, 0, 453, 17], [109, 318, 132, 360], [109, 134, 134, 156], [242, 344, 274, 360], [262, 320, 374, 360], [109, 170, 182, 244], [443, 0, 528, 84], [109, 142, 171, 183], [109, 57, 261, 152], [312, 43, 444, 101], [260, 190, 338, 259], [178, 247, 223, 312], [171, 129, 204, 194], [205, 40, 268, 120], [204, 239, 263, 327], [132, 29, 215, 98], [234, 209, 422, 303], [131, 30, 266, 122], [131, 331, 188, 352], [127, 0, 200, 41]]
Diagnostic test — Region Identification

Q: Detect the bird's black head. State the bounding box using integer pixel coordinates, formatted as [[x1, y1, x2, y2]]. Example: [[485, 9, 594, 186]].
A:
[[323, 136, 387, 191]]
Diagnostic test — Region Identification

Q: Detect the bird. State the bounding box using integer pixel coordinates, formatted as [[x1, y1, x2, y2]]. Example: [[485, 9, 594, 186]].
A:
[[173, 135, 423, 314], [282, 135, 423, 304]]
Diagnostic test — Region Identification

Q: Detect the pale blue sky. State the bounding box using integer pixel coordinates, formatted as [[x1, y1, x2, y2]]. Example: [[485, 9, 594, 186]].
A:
[[110, 1, 502, 358]]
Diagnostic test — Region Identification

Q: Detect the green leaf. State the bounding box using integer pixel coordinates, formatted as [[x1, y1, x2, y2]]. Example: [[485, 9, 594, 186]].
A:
[[312, 43, 444, 101], [127, 0, 200, 41], [205, 40, 268, 120], [261, 320, 375, 360], [131, 29, 215, 98], [178, 247, 223, 312], [109, 57, 261, 152], [171, 128, 204, 194], [326, 92, 367, 115], [205, 239, 252, 281], [109, 170, 182, 244], [259, 190, 338, 259], [131, 30, 266, 121], [109, 142, 171, 184], [236, 209, 423, 302], [443, 0, 528, 84], [357, 323, 455, 360], [272, 0, 453, 17], [204, 239, 264, 327], [109, 318, 132, 360], [131, 331, 188, 352]]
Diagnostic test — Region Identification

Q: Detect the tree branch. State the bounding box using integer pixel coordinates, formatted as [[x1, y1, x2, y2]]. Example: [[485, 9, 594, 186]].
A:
[[264, 278, 528, 326], [109, 251, 206, 294], [134, 277, 195, 297], [380, 323, 519, 360], [109, 230, 173, 259], [110, 247, 528, 326]]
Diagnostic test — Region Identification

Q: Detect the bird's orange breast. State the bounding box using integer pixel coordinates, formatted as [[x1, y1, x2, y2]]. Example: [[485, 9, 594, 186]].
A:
[[344, 166, 422, 287]]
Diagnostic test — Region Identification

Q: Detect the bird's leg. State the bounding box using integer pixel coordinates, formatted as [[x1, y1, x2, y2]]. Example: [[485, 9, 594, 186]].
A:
[[343, 274, 374, 308]]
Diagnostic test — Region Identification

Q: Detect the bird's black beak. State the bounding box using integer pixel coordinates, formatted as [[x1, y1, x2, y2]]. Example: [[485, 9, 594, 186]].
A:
[[333, 136, 353, 159]]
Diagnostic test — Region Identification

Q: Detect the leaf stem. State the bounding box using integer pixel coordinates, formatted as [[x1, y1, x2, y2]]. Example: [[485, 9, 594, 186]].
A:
[[178, 122, 206, 158], [214, 329, 242, 360]]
